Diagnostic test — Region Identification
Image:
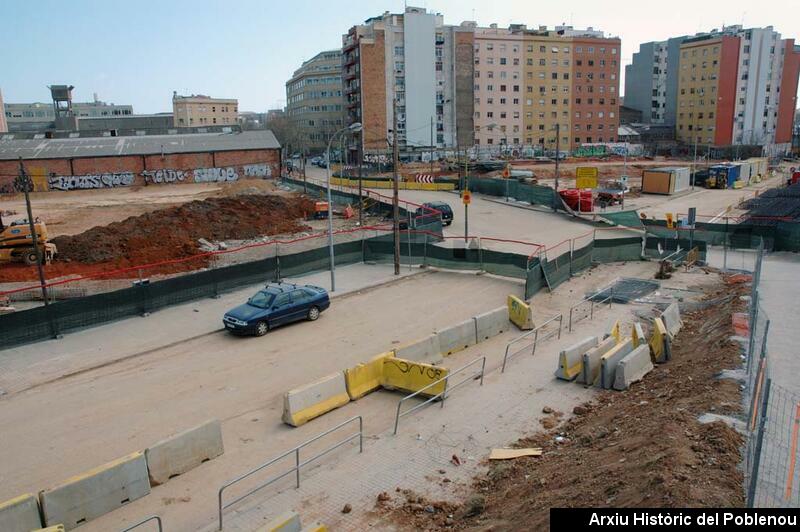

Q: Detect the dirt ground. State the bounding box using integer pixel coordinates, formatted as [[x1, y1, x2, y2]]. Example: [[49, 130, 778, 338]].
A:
[[380, 276, 748, 531], [0, 193, 315, 282]]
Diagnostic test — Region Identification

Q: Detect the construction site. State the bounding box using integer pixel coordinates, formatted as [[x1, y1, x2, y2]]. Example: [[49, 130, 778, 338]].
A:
[[1, 148, 799, 532]]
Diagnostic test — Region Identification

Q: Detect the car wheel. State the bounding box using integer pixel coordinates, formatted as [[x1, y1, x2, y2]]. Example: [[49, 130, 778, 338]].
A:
[[307, 306, 320, 321], [255, 321, 269, 336], [23, 249, 39, 265]]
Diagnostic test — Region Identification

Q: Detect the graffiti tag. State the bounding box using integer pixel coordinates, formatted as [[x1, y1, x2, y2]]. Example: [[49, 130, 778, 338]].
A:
[[48, 172, 135, 191], [243, 163, 271, 178], [142, 169, 187, 184], [193, 167, 239, 183]]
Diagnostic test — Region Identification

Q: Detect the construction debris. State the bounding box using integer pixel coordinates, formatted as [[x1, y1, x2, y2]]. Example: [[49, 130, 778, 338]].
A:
[[488, 448, 543, 460]]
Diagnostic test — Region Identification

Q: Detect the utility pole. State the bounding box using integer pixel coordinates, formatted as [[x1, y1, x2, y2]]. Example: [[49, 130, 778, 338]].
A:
[[357, 130, 363, 228], [430, 115, 434, 176], [464, 148, 469, 243], [553, 123, 560, 211], [16, 158, 50, 308], [392, 97, 400, 275]]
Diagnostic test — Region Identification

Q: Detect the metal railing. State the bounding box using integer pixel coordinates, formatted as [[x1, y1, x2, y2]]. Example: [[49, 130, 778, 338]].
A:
[[120, 516, 162, 532], [217, 416, 363, 530], [393, 356, 486, 435], [568, 286, 614, 333], [501, 314, 563, 373]]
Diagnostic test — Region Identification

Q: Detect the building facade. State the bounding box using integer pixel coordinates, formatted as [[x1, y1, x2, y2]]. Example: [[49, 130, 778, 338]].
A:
[[628, 25, 800, 154], [343, 8, 473, 155], [172, 93, 238, 127], [4, 98, 133, 133], [473, 24, 620, 152], [0, 89, 6, 133], [624, 37, 686, 125], [285, 50, 344, 152]]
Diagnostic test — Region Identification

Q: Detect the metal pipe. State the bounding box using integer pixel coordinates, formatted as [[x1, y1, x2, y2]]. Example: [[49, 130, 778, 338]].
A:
[[120, 516, 163, 532]]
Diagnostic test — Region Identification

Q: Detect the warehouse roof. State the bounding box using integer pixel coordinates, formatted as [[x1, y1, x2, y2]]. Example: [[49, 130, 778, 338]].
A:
[[0, 129, 281, 161]]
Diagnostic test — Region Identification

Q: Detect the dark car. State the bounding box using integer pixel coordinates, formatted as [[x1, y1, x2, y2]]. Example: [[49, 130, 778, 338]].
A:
[[417, 201, 453, 226], [223, 282, 330, 336]]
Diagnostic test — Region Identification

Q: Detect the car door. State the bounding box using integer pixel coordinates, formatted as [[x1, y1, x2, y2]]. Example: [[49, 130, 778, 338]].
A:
[[270, 293, 293, 326], [289, 290, 311, 323]]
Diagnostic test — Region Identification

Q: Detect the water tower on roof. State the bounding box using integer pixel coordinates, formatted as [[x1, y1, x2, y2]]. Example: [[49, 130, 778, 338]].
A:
[[48, 84, 75, 119]]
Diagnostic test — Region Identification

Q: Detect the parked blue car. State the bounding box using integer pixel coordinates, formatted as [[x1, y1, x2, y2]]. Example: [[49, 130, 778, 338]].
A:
[[223, 282, 330, 336]]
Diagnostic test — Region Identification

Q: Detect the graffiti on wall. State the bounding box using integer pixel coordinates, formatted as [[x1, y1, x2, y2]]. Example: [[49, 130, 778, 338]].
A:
[[193, 166, 239, 183], [142, 169, 188, 184], [48, 172, 135, 191], [242, 163, 272, 178]]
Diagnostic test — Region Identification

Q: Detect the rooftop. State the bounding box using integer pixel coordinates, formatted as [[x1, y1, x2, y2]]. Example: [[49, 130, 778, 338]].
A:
[[0, 129, 280, 161]]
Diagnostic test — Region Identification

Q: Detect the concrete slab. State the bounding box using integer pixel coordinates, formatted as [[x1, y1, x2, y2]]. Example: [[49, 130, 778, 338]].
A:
[[599, 338, 634, 389], [475, 306, 510, 341], [435, 319, 478, 356], [579, 336, 617, 385], [282, 372, 351, 427], [394, 334, 443, 364], [145, 419, 224, 486], [0, 493, 42, 532], [554, 336, 598, 381], [612, 345, 654, 390]]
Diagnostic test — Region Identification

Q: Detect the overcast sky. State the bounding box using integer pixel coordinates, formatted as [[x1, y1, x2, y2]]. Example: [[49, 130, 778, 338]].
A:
[[2, 0, 798, 113]]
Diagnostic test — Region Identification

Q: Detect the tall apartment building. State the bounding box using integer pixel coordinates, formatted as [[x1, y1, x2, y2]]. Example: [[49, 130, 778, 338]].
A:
[[0, 89, 6, 133], [625, 36, 687, 125], [473, 24, 620, 152], [285, 49, 344, 152], [342, 7, 474, 155], [172, 93, 238, 127], [627, 25, 800, 153]]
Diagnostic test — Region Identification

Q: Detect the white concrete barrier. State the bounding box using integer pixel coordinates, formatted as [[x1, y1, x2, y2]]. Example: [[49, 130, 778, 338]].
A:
[[599, 338, 634, 389], [632, 322, 646, 348], [145, 419, 224, 486], [579, 336, 617, 385], [554, 336, 598, 381], [282, 372, 351, 427], [40, 451, 150, 528], [394, 334, 443, 364], [474, 306, 509, 341], [436, 319, 478, 355], [662, 302, 682, 337], [613, 344, 655, 391], [0, 493, 43, 532]]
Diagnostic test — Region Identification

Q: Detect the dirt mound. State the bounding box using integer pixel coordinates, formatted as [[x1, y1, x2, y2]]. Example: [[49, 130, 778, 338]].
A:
[[383, 280, 747, 531], [1, 194, 314, 282]]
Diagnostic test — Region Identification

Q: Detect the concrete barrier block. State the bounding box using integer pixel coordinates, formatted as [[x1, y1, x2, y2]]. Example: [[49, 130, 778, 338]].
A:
[[554, 336, 598, 381], [344, 351, 395, 400], [632, 322, 645, 348], [649, 318, 669, 363], [35, 526, 65, 532], [145, 419, 224, 486], [0, 493, 43, 532], [300, 524, 328, 532], [282, 372, 351, 427], [662, 302, 682, 337], [507, 295, 534, 330], [579, 336, 617, 385], [613, 345, 655, 391], [474, 306, 509, 341], [608, 319, 621, 343], [395, 334, 443, 364], [381, 358, 449, 397], [435, 319, 478, 356], [39, 451, 150, 528], [598, 338, 634, 389], [254, 511, 302, 532]]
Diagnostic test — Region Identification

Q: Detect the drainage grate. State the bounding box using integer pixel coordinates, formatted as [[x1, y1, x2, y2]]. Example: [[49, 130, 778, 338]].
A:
[[589, 277, 660, 304]]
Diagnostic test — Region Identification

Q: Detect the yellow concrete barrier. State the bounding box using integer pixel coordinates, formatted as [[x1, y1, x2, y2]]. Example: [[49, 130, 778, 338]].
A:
[[34, 526, 65, 532], [649, 317, 670, 363], [381, 358, 449, 397], [0, 493, 43, 531], [330, 177, 455, 191], [608, 319, 621, 343], [507, 295, 534, 330], [301, 524, 328, 532], [632, 322, 645, 348], [344, 351, 395, 400], [282, 373, 351, 427], [255, 511, 301, 531]]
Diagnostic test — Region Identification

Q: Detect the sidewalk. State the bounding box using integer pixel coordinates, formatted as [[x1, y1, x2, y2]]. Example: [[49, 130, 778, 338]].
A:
[[0, 263, 420, 396]]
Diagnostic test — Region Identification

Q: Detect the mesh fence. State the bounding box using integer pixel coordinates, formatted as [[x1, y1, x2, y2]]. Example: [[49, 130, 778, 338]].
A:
[[467, 177, 556, 208], [592, 236, 643, 263]]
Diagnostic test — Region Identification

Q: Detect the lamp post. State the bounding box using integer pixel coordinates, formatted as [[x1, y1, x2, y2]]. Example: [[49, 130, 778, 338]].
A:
[[326, 122, 362, 292]]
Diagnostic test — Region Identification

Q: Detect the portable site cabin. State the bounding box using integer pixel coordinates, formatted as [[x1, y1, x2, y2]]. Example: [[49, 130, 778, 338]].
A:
[[747, 157, 768, 179], [709, 164, 741, 189], [641, 167, 691, 195], [736, 161, 752, 185]]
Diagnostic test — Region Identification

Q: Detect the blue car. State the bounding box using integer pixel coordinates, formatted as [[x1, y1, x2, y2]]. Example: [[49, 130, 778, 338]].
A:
[[223, 282, 330, 336]]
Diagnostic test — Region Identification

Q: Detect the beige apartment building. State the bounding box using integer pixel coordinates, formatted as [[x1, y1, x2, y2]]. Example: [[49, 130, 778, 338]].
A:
[[172, 92, 238, 127]]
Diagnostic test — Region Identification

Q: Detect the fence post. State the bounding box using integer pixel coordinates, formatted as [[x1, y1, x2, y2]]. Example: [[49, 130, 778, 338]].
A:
[[569, 238, 574, 277], [423, 232, 428, 268], [211, 254, 220, 299], [723, 217, 729, 271], [275, 242, 281, 282], [295, 448, 301, 488], [747, 291, 759, 374], [747, 378, 772, 507], [478, 238, 484, 272]]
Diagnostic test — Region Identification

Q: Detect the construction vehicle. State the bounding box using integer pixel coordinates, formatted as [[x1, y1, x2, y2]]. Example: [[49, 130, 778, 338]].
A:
[[0, 217, 58, 265], [313, 201, 329, 220]]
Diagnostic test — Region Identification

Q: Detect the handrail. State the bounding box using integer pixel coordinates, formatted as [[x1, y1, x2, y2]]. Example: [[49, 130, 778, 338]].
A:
[[501, 314, 563, 373], [568, 285, 614, 333], [217, 415, 362, 530], [120, 516, 162, 532], [393, 356, 486, 435]]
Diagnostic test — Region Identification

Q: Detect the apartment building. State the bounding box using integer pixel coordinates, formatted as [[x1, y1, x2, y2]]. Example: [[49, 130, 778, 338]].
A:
[[286, 49, 344, 152], [625, 37, 687, 125], [628, 25, 800, 153], [473, 24, 620, 152], [172, 93, 238, 127], [342, 7, 473, 155], [0, 89, 6, 133]]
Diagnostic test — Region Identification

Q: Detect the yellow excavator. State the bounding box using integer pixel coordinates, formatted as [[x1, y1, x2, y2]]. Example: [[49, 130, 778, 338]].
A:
[[0, 216, 58, 265]]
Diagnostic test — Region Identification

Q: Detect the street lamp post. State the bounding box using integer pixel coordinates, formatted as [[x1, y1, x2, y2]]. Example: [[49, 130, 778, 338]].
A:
[[326, 122, 362, 292]]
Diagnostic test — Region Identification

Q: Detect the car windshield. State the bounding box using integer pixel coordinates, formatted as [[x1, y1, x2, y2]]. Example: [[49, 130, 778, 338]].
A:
[[247, 291, 274, 309]]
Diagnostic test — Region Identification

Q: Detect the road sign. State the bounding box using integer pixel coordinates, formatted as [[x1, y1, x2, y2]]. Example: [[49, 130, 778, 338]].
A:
[[502, 164, 511, 178], [576, 167, 598, 189], [666, 212, 674, 229], [462, 190, 472, 205]]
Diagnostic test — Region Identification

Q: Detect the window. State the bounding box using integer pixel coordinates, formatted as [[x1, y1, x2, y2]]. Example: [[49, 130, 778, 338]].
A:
[[487, 84, 494, 91], [539, 45, 546, 52], [552, 72, 558, 79], [500, 84, 506, 92], [500, 58, 507, 65], [539, 59, 546, 66], [394, 46, 404, 56], [500, 97, 506, 104], [487, 111, 494, 118], [500, 112, 507, 118], [488, 71, 494, 78]]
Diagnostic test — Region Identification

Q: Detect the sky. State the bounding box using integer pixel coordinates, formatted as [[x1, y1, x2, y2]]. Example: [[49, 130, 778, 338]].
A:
[[1, 0, 798, 114]]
